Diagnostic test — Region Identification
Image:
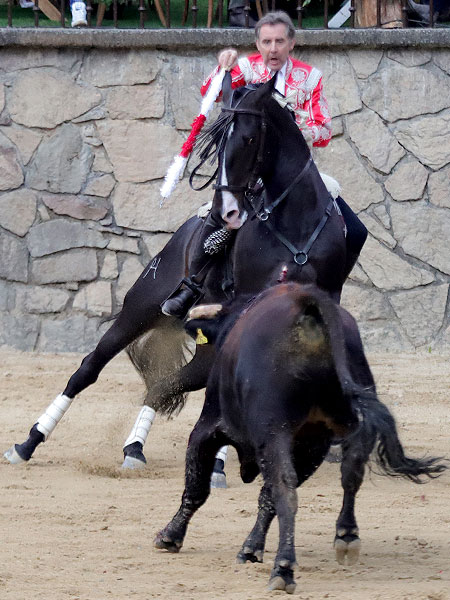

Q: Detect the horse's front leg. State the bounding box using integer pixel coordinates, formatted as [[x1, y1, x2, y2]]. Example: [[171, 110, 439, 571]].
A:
[[334, 431, 375, 566], [154, 405, 225, 553], [3, 270, 170, 465], [237, 483, 276, 564]]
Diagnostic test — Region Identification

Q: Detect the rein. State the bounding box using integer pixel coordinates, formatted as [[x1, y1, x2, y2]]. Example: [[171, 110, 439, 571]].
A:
[[254, 156, 313, 221], [260, 196, 334, 266], [245, 154, 334, 268]]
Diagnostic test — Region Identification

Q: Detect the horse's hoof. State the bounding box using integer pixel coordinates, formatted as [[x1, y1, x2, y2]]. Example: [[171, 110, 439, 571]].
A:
[[210, 471, 227, 489], [122, 442, 147, 469], [121, 455, 147, 469], [334, 537, 361, 566], [154, 531, 182, 553], [236, 546, 264, 564], [3, 445, 27, 465]]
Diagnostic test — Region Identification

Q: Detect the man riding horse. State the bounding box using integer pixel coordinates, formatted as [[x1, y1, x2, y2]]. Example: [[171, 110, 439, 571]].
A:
[[4, 12, 367, 473], [162, 10, 367, 319]]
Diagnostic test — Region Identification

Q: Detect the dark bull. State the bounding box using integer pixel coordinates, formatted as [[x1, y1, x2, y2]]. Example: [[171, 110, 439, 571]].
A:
[[155, 282, 447, 594]]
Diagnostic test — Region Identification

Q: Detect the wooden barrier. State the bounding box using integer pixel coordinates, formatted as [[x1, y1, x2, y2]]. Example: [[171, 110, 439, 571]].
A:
[[356, 0, 404, 28]]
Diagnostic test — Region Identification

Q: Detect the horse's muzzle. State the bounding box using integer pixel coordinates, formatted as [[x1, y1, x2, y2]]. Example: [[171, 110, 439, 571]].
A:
[[221, 191, 248, 230]]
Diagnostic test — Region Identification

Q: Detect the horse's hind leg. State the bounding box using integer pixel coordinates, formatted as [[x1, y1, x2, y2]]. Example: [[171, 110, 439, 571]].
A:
[[4, 273, 168, 465], [334, 431, 375, 566]]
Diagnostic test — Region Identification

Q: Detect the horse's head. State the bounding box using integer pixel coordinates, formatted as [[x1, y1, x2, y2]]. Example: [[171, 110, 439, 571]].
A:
[[192, 73, 308, 229], [212, 75, 278, 229], [218, 73, 309, 230]]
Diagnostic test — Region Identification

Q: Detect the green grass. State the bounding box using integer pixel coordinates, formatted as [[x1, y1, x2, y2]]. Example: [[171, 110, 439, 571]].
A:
[[0, 3, 329, 29]]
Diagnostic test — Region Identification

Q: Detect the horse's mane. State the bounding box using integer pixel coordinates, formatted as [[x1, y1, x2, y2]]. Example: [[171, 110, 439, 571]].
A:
[[194, 110, 234, 166], [194, 83, 303, 170], [194, 84, 265, 166]]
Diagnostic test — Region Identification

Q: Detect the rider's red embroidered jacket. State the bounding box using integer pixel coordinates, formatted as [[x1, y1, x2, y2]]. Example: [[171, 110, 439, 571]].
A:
[[201, 54, 332, 148]]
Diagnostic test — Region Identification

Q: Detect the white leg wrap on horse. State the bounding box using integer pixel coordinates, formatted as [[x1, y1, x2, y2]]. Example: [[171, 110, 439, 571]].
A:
[[36, 393, 74, 440], [123, 406, 155, 448], [215, 446, 228, 464]]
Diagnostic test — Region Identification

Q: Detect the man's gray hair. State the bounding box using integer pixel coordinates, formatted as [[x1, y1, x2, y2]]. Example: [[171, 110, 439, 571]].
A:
[[255, 11, 296, 40]]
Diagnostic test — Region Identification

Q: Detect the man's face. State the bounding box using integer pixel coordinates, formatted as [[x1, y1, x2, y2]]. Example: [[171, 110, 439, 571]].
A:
[[256, 23, 295, 72]]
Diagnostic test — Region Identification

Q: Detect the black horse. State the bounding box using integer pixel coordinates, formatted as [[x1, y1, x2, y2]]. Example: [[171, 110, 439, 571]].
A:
[[155, 283, 447, 593], [5, 74, 351, 467]]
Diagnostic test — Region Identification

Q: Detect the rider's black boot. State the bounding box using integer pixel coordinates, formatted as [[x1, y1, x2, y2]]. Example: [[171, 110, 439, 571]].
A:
[[161, 209, 232, 319], [335, 196, 368, 280], [161, 278, 203, 319]]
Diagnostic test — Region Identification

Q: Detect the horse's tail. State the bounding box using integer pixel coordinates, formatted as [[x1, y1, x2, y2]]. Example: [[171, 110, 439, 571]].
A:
[[126, 319, 194, 417], [353, 390, 447, 483]]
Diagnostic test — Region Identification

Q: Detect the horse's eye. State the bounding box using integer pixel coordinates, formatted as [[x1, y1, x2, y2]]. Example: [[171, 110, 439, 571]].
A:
[[244, 136, 255, 146]]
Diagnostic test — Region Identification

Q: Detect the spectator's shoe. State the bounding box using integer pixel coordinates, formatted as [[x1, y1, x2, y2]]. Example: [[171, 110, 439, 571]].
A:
[[19, 0, 35, 7], [71, 1, 87, 27]]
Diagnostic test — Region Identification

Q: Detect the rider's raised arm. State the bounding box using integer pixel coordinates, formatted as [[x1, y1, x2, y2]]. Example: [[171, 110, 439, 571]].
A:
[[200, 49, 248, 99], [298, 73, 332, 148]]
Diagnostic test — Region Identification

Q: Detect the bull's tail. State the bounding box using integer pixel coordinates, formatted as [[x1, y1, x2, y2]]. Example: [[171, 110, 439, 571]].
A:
[[286, 283, 447, 483], [353, 389, 447, 483]]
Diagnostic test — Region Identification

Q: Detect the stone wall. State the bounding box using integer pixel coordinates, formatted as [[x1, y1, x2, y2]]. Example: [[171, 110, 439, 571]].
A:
[[0, 29, 449, 353]]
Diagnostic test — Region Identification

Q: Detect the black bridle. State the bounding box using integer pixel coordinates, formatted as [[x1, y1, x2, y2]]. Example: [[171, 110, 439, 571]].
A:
[[213, 107, 267, 197], [189, 86, 266, 195], [190, 89, 335, 269]]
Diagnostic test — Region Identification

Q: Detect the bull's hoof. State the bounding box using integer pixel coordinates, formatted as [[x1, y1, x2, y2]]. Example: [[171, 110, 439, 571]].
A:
[[334, 530, 361, 566], [210, 470, 227, 489], [154, 530, 183, 553], [236, 545, 264, 564], [3, 445, 28, 465], [268, 562, 296, 594], [122, 442, 147, 469]]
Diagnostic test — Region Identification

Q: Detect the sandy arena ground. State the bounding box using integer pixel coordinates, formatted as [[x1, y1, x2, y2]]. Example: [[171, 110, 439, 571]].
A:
[[0, 348, 449, 600]]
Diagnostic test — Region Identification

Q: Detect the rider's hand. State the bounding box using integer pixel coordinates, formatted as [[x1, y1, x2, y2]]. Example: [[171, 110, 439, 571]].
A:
[[218, 48, 238, 71]]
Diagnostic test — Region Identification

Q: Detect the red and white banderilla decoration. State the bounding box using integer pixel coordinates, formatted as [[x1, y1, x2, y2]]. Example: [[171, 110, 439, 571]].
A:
[[160, 68, 226, 202]]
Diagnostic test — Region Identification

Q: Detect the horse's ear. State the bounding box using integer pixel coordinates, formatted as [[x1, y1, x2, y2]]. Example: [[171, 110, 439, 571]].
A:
[[251, 73, 278, 104], [222, 71, 233, 108]]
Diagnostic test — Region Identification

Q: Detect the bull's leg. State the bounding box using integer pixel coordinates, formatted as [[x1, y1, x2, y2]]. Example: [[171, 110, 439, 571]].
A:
[[258, 436, 298, 594], [3, 271, 171, 465], [237, 483, 276, 564], [154, 418, 226, 553], [334, 431, 376, 566]]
